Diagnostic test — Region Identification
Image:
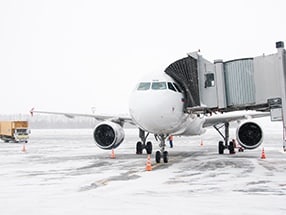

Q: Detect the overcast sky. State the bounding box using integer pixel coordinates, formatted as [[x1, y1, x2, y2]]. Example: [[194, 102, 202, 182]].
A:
[[0, 0, 285, 115]]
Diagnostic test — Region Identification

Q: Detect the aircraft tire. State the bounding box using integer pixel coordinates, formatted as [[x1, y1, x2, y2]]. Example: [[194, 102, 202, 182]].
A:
[[146, 141, 152, 154], [163, 151, 168, 163], [229, 141, 235, 154], [218, 141, 224, 154], [136, 141, 143, 154], [155, 151, 161, 163]]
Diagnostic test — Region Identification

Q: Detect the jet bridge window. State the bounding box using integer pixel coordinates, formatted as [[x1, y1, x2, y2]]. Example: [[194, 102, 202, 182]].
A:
[[205, 73, 215, 88], [137, 82, 151, 90], [151, 82, 167, 90]]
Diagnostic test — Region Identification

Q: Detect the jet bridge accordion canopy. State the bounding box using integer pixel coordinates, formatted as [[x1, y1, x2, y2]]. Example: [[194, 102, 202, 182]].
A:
[[164, 56, 200, 110]]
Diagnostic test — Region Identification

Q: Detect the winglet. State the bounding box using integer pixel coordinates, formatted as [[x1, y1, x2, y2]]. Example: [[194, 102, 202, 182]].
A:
[[30, 108, 34, 117]]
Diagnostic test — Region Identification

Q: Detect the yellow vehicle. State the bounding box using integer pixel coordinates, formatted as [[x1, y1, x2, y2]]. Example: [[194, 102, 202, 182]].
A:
[[0, 121, 30, 143]]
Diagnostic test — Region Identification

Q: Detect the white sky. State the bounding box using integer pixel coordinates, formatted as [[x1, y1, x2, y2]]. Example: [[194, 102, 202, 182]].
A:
[[0, 0, 285, 114]]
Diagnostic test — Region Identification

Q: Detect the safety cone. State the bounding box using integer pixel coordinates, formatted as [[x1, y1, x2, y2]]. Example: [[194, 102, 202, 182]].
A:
[[22, 144, 26, 153], [200, 139, 204, 146], [145, 154, 152, 171], [261, 147, 266, 159], [111, 148, 116, 159]]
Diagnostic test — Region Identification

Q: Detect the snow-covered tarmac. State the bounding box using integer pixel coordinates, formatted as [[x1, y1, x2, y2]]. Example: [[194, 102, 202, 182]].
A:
[[1, 117, 286, 215]]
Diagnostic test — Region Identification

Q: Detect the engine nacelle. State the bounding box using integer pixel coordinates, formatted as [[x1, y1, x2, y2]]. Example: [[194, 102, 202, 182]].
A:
[[93, 121, 125, 150], [236, 121, 263, 150]]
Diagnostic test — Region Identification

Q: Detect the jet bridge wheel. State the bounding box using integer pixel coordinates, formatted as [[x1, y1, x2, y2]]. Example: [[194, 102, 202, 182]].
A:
[[238, 147, 244, 152]]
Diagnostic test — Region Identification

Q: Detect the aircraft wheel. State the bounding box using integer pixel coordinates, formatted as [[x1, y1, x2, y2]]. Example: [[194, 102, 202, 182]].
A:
[[218, 141, 224, 154], [136, 141, 143, 154], [229, 141, 235, 154], [155, 151, 161, 163], [163, 151, 168, 163], [146, 141, 152, 154]]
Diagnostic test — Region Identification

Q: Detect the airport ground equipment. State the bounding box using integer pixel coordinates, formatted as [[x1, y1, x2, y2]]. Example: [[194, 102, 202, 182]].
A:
[[0, 121, 30, 143], [165, 41, 286, 151]]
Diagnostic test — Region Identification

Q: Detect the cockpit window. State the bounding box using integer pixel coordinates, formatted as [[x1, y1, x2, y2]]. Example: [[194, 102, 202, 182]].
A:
[[173, 82, 182, 93], [167, 82, 176, 92], [137, 82, 151, 90], [151, 82, 167, 90]]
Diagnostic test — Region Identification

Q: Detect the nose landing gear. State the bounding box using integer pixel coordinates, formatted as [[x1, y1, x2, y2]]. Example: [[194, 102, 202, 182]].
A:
[[155, 134, 169, 163]]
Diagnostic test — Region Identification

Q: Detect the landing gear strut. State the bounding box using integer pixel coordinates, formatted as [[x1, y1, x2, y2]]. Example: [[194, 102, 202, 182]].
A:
[[155, 134, 168, 163], [214, 122, 235, 154], [136, 129, 152, 155]]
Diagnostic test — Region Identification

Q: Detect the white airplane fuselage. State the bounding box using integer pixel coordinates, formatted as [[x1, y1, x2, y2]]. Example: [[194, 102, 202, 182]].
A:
[[129, 73, 206, 136]]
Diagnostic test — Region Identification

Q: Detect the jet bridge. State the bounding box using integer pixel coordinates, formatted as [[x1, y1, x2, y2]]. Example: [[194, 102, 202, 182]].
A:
[[165, 41, 286, 150]]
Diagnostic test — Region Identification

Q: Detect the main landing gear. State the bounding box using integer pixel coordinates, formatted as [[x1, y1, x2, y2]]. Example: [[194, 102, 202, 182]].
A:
[[135, 129, 169, 163], [214, 122, 240, 155], [136, 129, 152, 155]]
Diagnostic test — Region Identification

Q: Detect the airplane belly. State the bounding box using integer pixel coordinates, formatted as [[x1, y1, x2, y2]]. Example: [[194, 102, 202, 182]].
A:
[[177, 116, 206, 136], [142, 111, 185, 133]]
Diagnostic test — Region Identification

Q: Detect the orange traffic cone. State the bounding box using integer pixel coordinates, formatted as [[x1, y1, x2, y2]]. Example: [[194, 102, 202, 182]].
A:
[[200, 139, 204, 146], [111, 148, 116, 159], [22, 144, 26, 153], [261, 147, 266, 159], [145, 154, 152, 171]]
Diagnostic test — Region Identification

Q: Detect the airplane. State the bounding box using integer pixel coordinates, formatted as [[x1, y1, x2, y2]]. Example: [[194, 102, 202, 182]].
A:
[[30, 56, 269, 164]]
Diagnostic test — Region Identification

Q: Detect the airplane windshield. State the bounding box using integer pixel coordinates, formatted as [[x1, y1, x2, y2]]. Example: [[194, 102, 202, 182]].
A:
[[137, 82, 151, 90], [173, 82, 182, 93], [151, 82, 167, 90], [167, 82, 176, 92]]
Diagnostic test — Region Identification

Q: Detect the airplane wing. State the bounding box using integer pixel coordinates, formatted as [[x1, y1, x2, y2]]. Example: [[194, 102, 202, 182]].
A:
[[30, 108, 135, 125], [203, 110, 270, 128]]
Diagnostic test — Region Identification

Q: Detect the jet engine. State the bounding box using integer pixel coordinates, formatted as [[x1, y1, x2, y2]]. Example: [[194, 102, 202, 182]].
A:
[[93, 121, 125, 150], [236, 121, 263, 150]]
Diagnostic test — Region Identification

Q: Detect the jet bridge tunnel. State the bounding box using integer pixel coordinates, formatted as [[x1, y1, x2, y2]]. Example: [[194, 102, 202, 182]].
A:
[[164, 41, 286, 150]]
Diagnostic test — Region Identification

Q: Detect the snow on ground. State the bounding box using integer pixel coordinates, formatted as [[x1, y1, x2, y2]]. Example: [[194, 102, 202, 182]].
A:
[[1, 117, 286, 215]]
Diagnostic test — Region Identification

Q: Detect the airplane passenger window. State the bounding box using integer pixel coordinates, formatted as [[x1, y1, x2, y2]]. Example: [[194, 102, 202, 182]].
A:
[[167, 82, 176, 92], [173, 82, 182, 93], [151, 82, 167, 90], [137, 82, 151, 90]]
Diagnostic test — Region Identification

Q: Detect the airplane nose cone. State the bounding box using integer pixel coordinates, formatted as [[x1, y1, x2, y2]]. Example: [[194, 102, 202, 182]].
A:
[[130, 101, 161, 128], [129, 91, 184, 133]]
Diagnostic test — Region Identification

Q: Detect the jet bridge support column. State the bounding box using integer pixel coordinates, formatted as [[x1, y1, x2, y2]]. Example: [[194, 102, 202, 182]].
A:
[[276, 41, 286, 152]]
